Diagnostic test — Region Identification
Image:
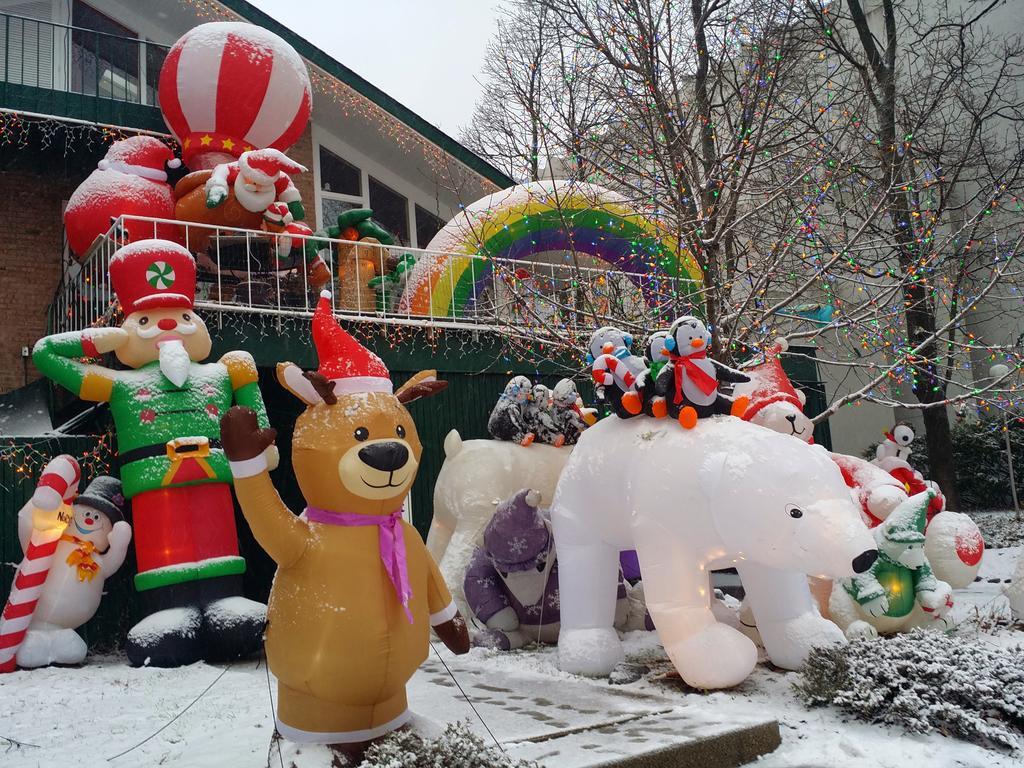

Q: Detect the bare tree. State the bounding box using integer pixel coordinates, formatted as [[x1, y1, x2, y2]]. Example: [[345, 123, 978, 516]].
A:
[[462, 0, 1024, 502]]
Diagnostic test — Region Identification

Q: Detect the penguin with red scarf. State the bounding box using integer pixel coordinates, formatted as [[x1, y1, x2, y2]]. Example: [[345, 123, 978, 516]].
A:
[[653, 316, 752, 429]]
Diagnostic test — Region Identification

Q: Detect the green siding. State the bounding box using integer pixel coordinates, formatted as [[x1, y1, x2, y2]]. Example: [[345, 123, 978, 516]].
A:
[[0, 83, 167, 133]]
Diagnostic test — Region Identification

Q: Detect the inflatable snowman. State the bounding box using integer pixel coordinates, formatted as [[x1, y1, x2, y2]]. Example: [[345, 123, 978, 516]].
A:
[[15, 476, 131, 667]]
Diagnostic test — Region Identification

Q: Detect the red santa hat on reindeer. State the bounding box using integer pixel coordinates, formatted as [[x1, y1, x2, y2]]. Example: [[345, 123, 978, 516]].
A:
[[276, 291, 393, 405]]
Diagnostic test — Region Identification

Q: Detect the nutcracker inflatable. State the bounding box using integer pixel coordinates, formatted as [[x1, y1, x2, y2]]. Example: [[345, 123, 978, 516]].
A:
[[63, 136, 182, 258], [33, 239, 274, 667], [220, 291, 469, 755]]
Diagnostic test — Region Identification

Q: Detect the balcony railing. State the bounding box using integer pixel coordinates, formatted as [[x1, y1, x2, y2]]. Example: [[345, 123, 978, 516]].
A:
[[0, 12, 168, 106], [52, 216, 687, 340]]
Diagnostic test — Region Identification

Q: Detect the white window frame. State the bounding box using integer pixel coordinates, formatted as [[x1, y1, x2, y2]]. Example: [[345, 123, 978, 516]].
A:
[[313, 140, 365, 231]]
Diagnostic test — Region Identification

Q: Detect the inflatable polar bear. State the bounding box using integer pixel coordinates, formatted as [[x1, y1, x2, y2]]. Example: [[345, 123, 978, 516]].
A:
[[426, 430, 572, 618], [551, 415, 878, 689]]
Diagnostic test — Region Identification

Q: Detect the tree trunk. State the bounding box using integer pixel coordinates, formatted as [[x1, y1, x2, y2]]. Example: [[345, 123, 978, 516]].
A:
[[921, 405, 961, 511]]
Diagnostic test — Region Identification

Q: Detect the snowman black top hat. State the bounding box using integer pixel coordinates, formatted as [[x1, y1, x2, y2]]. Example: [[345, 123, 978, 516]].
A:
[[74, 476, 126, 524]]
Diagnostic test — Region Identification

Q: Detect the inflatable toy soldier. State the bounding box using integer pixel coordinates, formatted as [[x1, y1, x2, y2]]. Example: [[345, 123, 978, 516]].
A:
[[33, 239, 274, 667]]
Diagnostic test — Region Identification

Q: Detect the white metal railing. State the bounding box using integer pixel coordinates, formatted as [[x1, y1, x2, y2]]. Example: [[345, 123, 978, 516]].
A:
[[51, 215, 687, 338]]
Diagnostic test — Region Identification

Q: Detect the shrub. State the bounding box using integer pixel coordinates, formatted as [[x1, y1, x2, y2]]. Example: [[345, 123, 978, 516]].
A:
[[794, 629, 1024, 750], [974, 513, 1024, 549], [358, 721, 538, 768]]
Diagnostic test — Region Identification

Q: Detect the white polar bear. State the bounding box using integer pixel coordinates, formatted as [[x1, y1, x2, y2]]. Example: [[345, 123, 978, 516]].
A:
[[551, 416, 878, 689], [426, 430, 572, 617]]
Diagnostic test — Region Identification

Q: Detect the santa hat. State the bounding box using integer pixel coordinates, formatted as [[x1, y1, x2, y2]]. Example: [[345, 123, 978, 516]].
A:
[[97, 136, 180, 182], [880, 490, 931, 545], [313, 291, 392, 395], [740, 339, 803, 421], [484, 489, 549, 571], [262, 201, 293, 227], [238, 148, 306, 185]]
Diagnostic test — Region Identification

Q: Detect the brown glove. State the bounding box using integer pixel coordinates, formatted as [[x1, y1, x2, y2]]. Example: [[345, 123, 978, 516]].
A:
[[220, 406, 277, 462], [434, 611, 471, 655]]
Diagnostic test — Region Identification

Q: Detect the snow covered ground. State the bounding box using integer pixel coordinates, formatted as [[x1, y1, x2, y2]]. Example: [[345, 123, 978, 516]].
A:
[[2, 547, 1020, 768]]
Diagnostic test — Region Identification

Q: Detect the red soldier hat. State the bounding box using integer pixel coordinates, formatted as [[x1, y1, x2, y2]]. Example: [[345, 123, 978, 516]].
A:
[[109, 239, 196, 315], [313, 290, 392, 395]]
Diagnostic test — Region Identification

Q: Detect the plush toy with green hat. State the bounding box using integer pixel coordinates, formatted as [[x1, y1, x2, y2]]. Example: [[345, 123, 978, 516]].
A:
[[829, 489, 954, 637]]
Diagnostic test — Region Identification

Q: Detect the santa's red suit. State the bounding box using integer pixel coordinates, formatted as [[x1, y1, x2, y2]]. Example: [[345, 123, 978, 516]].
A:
[[63, 137, 183, 258]]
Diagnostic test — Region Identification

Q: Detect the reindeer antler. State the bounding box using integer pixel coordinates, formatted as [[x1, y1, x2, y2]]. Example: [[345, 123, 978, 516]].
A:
[[302, 370, 338, 405]]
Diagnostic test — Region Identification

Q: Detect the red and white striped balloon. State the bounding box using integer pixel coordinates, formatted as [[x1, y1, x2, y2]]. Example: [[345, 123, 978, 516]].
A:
[[159, 22, 312, 168]]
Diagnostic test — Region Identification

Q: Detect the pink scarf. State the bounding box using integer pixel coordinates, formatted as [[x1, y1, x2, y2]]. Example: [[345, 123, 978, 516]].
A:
[[305, 506, 413, 623]]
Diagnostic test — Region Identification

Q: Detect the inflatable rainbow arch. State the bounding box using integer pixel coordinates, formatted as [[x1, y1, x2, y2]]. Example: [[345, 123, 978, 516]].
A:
[[397, 181, 702, 318]]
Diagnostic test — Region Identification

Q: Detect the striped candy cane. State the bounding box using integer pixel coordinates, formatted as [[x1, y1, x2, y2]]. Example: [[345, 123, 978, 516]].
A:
[[0, 455, 80, 672]]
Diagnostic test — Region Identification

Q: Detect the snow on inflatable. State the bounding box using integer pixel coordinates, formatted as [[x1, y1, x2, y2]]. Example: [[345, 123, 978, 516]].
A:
[[222, 291, 468, 752], [426, 432, 571, 618], [829, 491, 954, 638], [63, 136, 183, 258], [33, 240, 273, 668], [397, 180, 702, 318], [158, 22, 311, 172], [465, 488, 630, 651], [550, 415, 878, 689]]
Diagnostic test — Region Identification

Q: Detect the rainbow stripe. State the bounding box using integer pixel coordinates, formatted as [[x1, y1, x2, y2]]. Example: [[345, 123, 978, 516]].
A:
[[398, 182, 702, 318]]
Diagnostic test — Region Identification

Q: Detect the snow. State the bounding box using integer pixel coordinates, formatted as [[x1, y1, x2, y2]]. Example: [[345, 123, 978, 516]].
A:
[[1, 547, 1020, 767]]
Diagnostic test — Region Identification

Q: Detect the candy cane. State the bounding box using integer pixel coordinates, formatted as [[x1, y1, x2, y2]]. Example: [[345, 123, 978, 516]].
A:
[[0, 455, 80, 672]]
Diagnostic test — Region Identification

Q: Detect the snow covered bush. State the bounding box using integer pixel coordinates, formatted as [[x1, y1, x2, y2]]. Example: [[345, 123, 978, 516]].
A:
[[794, 629, 1024, 749], [974, 512, 1024, 549], [358, 722, 538, 768]]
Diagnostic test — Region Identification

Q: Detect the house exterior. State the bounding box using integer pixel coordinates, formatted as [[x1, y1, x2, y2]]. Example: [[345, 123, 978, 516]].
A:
[[0, 0, 514, 396]]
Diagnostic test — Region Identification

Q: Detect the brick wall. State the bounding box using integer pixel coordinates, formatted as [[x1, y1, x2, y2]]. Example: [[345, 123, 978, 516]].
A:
[[0, 170, 81, 395], [289, 124, 315, 225]]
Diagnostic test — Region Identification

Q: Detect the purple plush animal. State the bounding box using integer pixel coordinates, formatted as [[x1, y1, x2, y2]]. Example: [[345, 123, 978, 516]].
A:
[[465, 488, 630, 650]]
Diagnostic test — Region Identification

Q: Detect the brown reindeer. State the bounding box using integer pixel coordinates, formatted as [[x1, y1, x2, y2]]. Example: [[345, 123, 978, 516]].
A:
[[220, 291, 468, 755]]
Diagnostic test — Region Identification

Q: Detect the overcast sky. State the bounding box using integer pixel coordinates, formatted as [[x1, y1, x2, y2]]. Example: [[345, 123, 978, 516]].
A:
[[248, 0, 501, 139]]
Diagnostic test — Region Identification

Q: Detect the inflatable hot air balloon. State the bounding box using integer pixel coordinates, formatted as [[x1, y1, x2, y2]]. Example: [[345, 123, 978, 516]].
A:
[[158, 22, 312, 171]]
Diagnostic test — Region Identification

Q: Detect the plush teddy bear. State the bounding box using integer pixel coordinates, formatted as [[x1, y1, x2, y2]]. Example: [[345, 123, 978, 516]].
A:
[[829, 491, 953, 638]]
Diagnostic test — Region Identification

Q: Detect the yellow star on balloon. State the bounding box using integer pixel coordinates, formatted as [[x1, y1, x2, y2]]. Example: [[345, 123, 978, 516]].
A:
[[221, 138, 235, 151], [199, 134, 213, 147]]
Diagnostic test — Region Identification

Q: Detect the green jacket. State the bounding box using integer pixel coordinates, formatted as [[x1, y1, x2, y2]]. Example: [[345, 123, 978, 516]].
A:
[[34, 331, 269, 499]]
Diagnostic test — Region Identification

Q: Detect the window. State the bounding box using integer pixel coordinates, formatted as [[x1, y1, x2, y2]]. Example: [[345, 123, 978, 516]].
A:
[[71, 1, 139, 101], [316, 143, 364, 229], [368, 176, 409, 245], [319, 146, 361, 197], [415, 205, 446, 249]]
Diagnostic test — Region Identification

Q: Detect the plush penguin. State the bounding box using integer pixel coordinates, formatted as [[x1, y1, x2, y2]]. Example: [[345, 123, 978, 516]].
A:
[[587, 326, 647, 419], [526, 384, 563, 446], [653, 316, 751, 429], [551, 378, 588, 445], [642, 330, 671, 418], [876, 423, 916, 462], [488, 376, 536, 446]]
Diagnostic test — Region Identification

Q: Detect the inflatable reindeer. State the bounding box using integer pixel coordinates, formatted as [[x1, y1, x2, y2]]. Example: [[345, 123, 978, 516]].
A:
[[221, 291, 468, 755]]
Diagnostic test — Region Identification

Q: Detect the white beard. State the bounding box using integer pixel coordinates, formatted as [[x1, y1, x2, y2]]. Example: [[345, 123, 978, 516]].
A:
[[158, 340, 191, 387], [234, 180, 275, 213]]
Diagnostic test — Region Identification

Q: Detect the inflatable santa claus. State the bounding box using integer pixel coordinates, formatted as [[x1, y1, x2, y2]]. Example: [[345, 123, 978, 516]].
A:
[[174, 148, 306, 252], [63, 136, 183, 258], [33, 239, 275, 667]]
